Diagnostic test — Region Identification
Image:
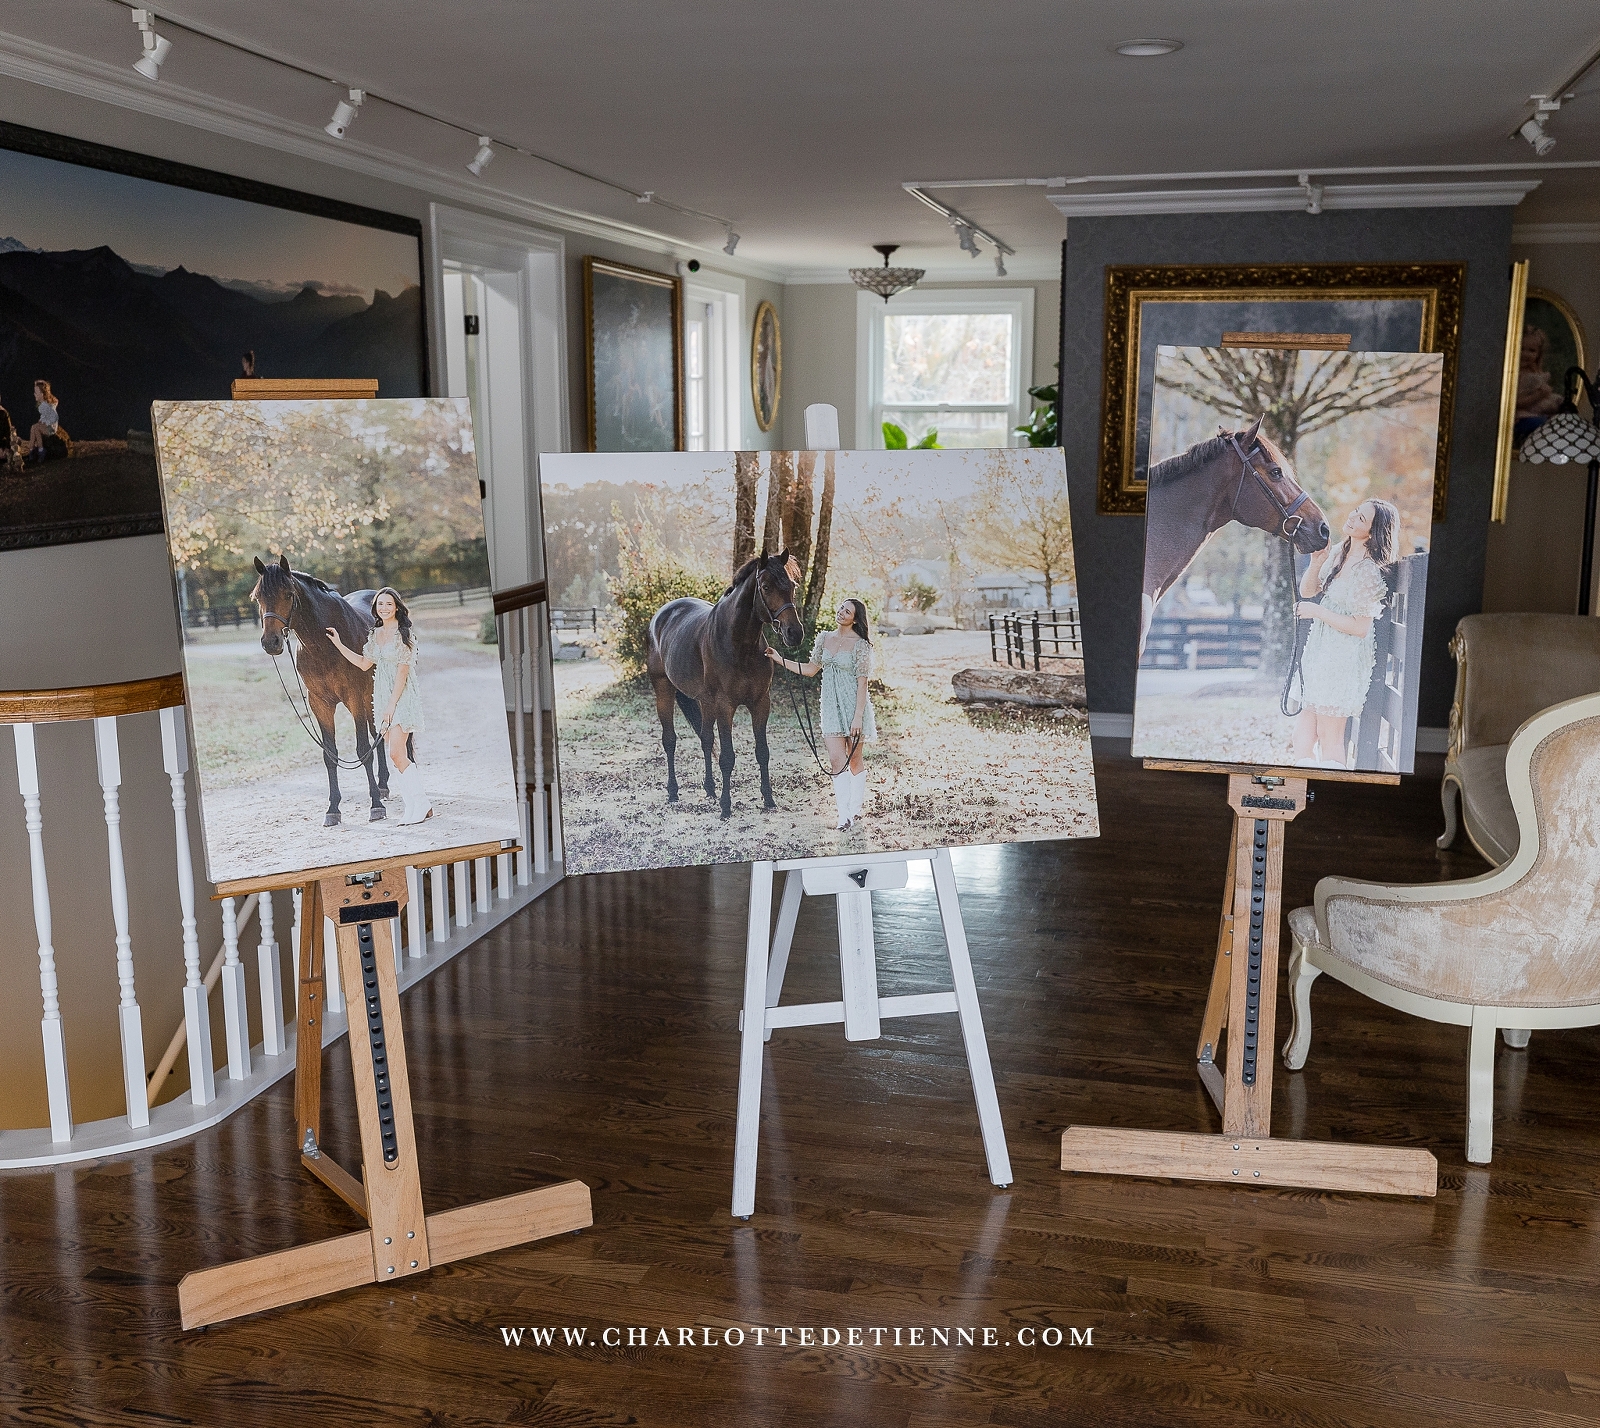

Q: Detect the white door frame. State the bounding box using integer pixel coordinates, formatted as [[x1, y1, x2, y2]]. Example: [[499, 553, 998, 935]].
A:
[[683, 269, 745, 451], [428, 204, 570, 587]]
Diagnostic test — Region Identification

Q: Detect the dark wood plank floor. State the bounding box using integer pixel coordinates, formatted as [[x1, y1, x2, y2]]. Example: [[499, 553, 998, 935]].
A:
[[5, 742, 1600, 1427]]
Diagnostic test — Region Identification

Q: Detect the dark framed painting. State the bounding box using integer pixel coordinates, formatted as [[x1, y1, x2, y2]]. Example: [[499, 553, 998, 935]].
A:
[[751, 298, 781, 433], [583, 256, 683, 452], [0, 121, 427, 554], [1096, 262, 1466, 521]]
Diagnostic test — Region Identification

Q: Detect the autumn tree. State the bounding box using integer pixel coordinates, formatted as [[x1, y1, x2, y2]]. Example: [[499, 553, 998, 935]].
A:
[[970, 453, 1075, 606], [732, 450, 760, 568], [803, 451, 836, 623], [1156, 348, 1440, 674]]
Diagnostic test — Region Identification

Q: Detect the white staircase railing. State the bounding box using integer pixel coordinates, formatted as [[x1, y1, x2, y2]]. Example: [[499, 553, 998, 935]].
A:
[[0, 592, 560, 1168]]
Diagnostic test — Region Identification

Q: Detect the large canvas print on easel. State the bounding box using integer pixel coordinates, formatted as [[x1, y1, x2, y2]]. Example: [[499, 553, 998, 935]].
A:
[[152, 399, 520, 884], [1130, 345, 1443, 774], [540, 449, 1099, 874]]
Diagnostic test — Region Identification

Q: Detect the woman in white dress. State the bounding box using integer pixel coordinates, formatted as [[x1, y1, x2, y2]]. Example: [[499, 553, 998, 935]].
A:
[[1290, 498, 1398, 768], [325, 588, 432, 824], [765, 597, 878, 830]]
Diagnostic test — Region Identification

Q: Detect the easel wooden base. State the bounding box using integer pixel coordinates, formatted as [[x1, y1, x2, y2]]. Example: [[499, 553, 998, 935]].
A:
[[733, 847, 1012, 1219], [1061, 767, 1437, 1199], [179, 848, 591, 1329]]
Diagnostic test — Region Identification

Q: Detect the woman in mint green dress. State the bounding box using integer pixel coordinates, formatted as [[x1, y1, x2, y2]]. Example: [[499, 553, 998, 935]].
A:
[[326, 588, 432, 824], [766, 598, 877, 830]]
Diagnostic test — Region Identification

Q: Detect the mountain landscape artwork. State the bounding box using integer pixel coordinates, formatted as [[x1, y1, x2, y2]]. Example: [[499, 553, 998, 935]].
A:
[[0, 128, 425, 552]]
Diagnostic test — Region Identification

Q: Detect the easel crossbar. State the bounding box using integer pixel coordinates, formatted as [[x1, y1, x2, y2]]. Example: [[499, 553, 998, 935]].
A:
[[744, 991, 960, 1032]]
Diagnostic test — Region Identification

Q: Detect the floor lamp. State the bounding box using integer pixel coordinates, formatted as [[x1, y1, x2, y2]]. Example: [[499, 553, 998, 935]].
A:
[[1519, 367, 1600, 616]]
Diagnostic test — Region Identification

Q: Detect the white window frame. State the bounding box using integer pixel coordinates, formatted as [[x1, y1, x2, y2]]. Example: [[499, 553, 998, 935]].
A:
[[683, 274, 744, 451], [855, 286, 1034, 452]]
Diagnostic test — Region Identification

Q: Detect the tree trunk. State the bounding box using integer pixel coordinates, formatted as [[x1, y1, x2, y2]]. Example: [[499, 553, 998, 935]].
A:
[[788, 451, 816, 580], [804, 451, 835, 622], [762, 451, 790, 554], [733, 451, 759, 570]]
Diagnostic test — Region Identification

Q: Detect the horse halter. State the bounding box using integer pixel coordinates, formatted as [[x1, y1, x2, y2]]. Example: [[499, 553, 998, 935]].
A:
[[1227, 433, 1312, 540], [754, 566, 801, 647]]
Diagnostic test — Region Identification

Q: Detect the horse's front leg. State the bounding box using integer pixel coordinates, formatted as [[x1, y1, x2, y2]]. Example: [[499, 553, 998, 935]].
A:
[[313, 711, 342, 827], [374, 721, 390, 802], [750, 693, 776, 811], [698, 710, 717, 800], [652, 677, 679, 802], [354, 712, 386, 821], [716, 710, 737, 820]]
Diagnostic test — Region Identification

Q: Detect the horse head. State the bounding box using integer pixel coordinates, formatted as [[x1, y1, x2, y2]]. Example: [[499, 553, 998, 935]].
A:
[[754, 547, 805, 649], [252, 553, 296, 655], [1222, 419, 1331, 556]]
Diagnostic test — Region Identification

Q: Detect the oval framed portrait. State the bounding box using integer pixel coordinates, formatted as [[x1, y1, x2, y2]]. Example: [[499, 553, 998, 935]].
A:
[[751, 299, 781, 433]]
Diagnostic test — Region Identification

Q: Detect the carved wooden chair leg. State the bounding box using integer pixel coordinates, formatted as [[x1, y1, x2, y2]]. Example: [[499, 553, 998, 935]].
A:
[[1281, 938, 1322, 1072], [1501, 1027, 1531, 1049], [1437, 775, 1461, 851]]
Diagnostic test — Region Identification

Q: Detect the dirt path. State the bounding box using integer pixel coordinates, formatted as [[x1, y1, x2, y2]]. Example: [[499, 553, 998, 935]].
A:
[[554, 630, 1099, 876]]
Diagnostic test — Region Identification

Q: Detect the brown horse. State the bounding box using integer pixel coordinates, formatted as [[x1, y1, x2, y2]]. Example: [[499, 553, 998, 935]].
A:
[[647, 549, 805, 819], [1141, 417, 1331, 654], [251, 554, 388, 827]]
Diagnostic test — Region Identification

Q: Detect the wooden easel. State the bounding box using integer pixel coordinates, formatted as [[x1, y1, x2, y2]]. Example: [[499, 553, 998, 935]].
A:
[[1061, 762, 1438, 1197], [179, 846, 591, 1328]]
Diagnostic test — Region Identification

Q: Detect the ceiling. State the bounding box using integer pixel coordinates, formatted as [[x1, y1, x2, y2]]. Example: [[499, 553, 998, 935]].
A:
[[4, 1, 1599, 279]]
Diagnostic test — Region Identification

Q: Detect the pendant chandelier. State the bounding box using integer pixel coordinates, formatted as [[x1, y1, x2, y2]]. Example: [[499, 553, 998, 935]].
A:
[[849, 244, 924, 302]]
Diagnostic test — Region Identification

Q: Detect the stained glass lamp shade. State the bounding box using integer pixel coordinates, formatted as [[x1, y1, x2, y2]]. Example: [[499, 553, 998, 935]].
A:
[[849, 244, 925, 303]]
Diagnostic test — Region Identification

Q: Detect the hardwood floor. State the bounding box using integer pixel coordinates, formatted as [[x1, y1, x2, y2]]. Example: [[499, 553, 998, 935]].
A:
[[4, 742, 1600, 1426]]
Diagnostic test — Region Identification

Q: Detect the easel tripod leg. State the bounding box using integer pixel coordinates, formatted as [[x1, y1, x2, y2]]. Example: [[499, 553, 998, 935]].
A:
[[1195, 835, 1237, 1115], [931, 850, 1012, 1188], [763, 870, 804, 1042], [732, 861, 774, 1218]]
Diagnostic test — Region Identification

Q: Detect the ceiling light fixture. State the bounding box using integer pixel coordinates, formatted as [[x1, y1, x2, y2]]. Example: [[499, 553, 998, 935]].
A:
[[324, 87, 364, 140], [1114, 38, 1183, 57], [993, 253, 1007, 278], [902, 187, 1016, 273], [131, 10, 171, 81], [723, 228, 740, 256], [955, 223, 981, 258], [467, 137, 494, 176], [850, 245, 925, 303]]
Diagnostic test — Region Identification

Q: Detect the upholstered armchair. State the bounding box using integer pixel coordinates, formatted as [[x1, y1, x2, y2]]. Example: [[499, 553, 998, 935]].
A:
[[1438, 613, 1600, 864], [1284, 692, 1600, 1163]]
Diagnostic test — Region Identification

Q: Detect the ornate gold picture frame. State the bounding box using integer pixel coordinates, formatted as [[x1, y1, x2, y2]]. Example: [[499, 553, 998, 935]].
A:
[[1097, 262, 1466, 520], [582, 256, 684, 452], [751, 299, 781, 433]]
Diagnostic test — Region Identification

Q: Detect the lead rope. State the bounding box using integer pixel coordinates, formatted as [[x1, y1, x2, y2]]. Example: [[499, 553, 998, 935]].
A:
[[269, 628, 378, 771], [764, 628, 860, 779]]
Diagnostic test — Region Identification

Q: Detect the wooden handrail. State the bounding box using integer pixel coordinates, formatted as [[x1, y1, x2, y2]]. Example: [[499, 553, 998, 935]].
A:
[[492, 580, 548, 616], [0, 673, 185, 725]]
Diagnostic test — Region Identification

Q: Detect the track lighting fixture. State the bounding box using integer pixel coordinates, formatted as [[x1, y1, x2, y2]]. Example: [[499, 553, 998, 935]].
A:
[[723, 229, 740, 256], [324, 88, 364, 140], [993, 253, 1007, 277], [131, 10, 171, 81], [1519, 116, 1556, 156], [467, 137, 494, 176], [955, 223, 980, 258]]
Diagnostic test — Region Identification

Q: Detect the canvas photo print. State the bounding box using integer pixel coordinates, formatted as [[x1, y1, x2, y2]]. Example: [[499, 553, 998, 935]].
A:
[[1130, 345, 1444, 774], [539, 448, 1099, 876], [152, 399, 520, 885], [0, 126, 424, 552]]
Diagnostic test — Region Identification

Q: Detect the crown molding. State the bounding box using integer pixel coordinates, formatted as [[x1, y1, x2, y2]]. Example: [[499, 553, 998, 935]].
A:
[[1049, 179, 1540, 217], [0, 27, 793, 284], [1512, 221, 1600, 244]]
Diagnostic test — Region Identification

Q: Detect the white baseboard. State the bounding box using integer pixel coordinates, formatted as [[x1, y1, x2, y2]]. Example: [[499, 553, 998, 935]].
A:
[[1089, 712, 1450, 756]]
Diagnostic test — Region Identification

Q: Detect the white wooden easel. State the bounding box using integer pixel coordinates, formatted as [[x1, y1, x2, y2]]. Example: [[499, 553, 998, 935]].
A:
[[729, 407, 1013, 1218]]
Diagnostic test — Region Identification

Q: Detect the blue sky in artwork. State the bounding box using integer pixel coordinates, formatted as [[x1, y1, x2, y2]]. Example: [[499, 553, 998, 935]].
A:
[[0, 146, 417, 299]]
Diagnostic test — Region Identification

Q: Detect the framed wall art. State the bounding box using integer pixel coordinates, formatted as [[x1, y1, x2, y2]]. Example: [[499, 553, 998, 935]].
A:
[[583, 256, 684, 452], [1096, 262, 1465, 521], [0, 120, 426, 554], [752, 298, 781, 433], [538, 447, 1098, 875], [151, 397, 520, 885]]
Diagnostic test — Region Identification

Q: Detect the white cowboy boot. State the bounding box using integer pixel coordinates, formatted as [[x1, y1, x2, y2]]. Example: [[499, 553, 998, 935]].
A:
[[849, 770, 867, 819], [832, 772, 852, 830], [396, 764, 433, 825]]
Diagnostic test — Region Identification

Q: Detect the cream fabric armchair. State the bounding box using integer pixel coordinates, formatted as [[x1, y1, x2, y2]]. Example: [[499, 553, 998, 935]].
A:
[[1284, 692, 1600, 1163], [1438, 613, 1600, 863]]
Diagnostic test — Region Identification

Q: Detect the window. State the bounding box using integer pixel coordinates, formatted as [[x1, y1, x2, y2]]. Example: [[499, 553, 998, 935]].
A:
[[684, 302, 709, 451], [857, 288, 1033, 450], [683, 280, 743, 450]]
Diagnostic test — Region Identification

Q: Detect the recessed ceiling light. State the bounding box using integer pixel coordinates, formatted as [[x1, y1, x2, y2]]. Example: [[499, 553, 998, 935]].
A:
[[1115, 38, 1183, 57]]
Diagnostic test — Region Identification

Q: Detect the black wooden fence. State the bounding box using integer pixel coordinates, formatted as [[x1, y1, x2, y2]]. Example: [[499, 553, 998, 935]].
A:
[[988, 607, 1083, 670], [1139, 616, 1263, 670]]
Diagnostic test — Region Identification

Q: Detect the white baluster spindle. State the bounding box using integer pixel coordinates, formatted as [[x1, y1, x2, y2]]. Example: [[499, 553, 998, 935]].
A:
[[219, 895, 252, 1080], [529, 606, 549, 874], [475, 855, 491, 915], [430, 864, 449, 944], [161, 706, 214, 1107], [94, 716, 149, 1129], [256, 889, 285, 1056], [510, 609, 531, 885], [14, 724, 73, 1141], [454, 858, 471, 928], [406, 867, 426, 959]]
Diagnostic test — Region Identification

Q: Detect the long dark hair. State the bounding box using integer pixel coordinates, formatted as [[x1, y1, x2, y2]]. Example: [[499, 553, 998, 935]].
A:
[[33, 379, 55, 404], [843, 598, 871, 644], [372, 586, 414, 648], [1318, 499, 1400, 591]]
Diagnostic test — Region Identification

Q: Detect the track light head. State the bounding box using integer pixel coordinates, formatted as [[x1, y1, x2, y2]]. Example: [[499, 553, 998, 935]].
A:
[[1519, 116, 1556, 156], [723, 229, 740, 256], [467, 137, 494, 177], [324, 88, 364, 140], [955, 223, 980, 258], [131, 10, 170, 81], [993, 253, 1007, 277]]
